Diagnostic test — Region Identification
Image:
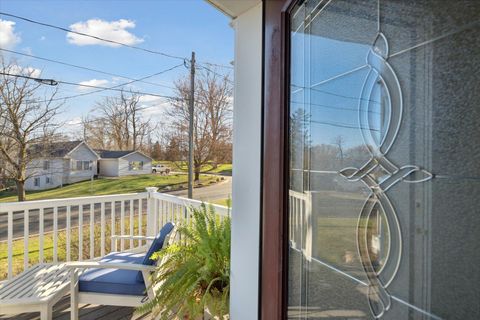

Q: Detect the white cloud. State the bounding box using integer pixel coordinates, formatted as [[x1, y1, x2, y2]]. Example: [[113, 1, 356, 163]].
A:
[[77, 79, 109, 90], [9, 64, 41, 78], [66, 117, 82, 126], [138, 95, 165, 103], [140, 104, 167, 118], [39, 36, 46, 41], [0, 19, 21, 49], [67, 19, 143, 47]]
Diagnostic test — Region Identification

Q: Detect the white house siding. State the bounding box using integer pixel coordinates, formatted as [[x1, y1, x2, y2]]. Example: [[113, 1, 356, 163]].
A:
[[25, 158, 65, 191], [117, 153, 152, 176], [66, 143, 98, 184], [98, 159, 119, 177]]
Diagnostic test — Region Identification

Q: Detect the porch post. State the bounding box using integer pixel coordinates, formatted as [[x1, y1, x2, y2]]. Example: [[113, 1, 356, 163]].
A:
[[145, 187, 158, 238]]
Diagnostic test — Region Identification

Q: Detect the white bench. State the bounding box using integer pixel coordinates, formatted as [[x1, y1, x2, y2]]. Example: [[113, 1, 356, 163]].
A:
[[0, 263, 70, 320]]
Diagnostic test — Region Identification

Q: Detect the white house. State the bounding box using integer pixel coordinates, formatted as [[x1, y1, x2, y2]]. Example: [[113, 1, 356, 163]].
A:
[[25, 141, 100, 191], [96, 150, 152, 177]]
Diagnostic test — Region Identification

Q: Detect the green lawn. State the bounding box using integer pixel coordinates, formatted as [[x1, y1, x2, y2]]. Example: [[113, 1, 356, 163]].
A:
[[156, 161, 232, 176], [210, 198, 232, 207], [0, 174, 217, 203]]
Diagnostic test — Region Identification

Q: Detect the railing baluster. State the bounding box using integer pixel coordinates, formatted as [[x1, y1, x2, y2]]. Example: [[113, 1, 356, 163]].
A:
[[78, 205, 83, 261], [153, 199, 158, 234], [90, 203, 94, 259], [120, 200, 125, 251], [7, 211, 13, 279], [111, 201, 115, 253], [138, 199, 142, 247], [23, 210, 29, 271], [101, 202, 105, 257], [39, 208, 44, 263], [130, 199, 134, 248], [2, 191, 229, 281], [66, 206, 71, 261], [53, 206, 58, 263], [176, 204, 180, 225]]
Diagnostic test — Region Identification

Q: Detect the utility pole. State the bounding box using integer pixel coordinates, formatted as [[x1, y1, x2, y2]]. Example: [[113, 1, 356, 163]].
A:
[[188, 51, 195, 199]]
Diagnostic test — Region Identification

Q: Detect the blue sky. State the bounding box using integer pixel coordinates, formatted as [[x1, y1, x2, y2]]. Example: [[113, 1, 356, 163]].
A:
[[0, 0, 233, 135]]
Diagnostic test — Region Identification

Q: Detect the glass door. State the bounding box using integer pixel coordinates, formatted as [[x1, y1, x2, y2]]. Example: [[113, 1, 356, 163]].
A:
[[287, 0, 480, 319]]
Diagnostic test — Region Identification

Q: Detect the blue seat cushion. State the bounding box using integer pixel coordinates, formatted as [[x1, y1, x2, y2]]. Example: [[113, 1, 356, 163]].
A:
[[79, 252, 147, 296]]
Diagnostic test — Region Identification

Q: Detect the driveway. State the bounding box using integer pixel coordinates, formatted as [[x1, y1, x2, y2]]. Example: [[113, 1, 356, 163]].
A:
[[167, 176, 232, 202]]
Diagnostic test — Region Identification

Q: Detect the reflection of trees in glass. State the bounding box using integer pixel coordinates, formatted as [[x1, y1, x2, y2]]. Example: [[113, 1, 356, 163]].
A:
[[332, 135, 346, 167], [289, 108, 310, 190], [309, 142, 370, 173]]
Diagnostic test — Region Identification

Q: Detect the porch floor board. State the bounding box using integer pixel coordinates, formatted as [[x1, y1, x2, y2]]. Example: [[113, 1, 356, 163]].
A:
[[0, 295, 150, 320]]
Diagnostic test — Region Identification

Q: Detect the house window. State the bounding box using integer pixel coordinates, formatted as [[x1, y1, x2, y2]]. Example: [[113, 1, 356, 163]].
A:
[[46, 176, 51, 184], [34, 177, 40, 187], [129, 161, 144, 171], [43, 160, 50, 170], [83, 161, 92, 170], [73, 160, 92, 171]]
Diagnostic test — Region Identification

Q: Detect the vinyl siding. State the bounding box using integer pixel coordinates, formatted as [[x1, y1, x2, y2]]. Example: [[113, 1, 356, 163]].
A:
[[66, 143, 99, 184], [118, 152, 152, 176], [25, 158, 65, 191]]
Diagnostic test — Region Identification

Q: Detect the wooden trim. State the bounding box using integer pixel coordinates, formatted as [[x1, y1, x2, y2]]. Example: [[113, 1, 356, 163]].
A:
[[261, 0, 297, 319]]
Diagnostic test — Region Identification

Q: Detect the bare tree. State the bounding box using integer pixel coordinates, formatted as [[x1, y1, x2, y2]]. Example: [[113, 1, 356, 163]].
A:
[[83, 91, 154, 152], [332, 135, 346, 166], [166, 69, 232, 180], [0, 61, 62, 201]]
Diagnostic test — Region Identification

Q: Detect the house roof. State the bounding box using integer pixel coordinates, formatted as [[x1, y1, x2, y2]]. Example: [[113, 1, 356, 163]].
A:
[[29, 140, 85, 158], [95, 150, 134, 159]]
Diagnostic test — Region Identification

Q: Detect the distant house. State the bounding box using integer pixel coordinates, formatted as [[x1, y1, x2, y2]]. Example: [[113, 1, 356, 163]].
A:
[[96, 150, 152, 177], [25, 141, 100, 191]]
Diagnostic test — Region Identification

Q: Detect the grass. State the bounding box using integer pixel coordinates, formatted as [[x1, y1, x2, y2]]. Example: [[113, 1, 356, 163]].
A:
[[156, 161, 232, 176], [0, 174, 217, 203], [210, 198, 232, 207]]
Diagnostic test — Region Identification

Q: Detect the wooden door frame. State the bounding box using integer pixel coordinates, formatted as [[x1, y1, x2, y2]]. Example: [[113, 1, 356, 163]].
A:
[[261, 0, 298, 319]]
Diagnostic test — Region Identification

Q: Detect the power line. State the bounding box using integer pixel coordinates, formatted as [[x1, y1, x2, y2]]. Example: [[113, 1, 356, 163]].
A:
[[290, 84, 381, 105], [0, 48, 177, 90], [0, 11, 233, 69], [200, 61, 233, 70], [197, 65, 233, 84], [0, 12, 235, 69], [0, 63, 185, 102], [0, 12, 187, 61]]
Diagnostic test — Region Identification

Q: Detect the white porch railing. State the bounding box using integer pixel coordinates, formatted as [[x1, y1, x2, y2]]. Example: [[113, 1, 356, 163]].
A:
[[0, 188, 229, 281], [288, 190, 312, 260]]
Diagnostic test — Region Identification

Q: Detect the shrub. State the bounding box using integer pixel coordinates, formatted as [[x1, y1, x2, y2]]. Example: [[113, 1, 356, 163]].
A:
[[138, 204, 231, 319]]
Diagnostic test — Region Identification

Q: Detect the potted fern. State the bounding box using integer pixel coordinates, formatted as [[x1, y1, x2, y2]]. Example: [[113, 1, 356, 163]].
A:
[[138, 203, 231, 319]]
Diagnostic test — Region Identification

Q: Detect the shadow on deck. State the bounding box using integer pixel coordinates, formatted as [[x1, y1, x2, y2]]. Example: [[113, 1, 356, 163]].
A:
[[0, 295, 150, 320]]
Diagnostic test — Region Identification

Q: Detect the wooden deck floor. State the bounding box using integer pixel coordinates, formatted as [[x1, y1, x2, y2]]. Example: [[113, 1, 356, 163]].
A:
[[0, 295, 151, 320]]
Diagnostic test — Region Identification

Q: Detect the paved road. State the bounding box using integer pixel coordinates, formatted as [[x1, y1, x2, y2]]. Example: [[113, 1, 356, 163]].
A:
[[167, 176, 232, 202], [0, 176, 232, 242]]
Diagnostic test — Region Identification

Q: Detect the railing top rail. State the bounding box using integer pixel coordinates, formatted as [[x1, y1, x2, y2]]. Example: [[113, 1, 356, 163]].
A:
[[0, 192, 148, 211], [288, 189, 310, 200], [152, 192, 231, 217]]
